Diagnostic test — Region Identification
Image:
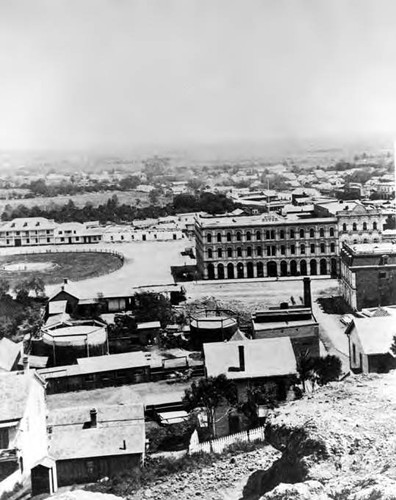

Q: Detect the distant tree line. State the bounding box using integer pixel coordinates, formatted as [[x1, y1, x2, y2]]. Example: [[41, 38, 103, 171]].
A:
[[2, 192, 237, 224]]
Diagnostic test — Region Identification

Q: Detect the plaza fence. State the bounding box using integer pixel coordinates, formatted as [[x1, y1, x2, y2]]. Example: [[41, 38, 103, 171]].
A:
[[0, 246, 125, 262], [188, 426, 266, 455]]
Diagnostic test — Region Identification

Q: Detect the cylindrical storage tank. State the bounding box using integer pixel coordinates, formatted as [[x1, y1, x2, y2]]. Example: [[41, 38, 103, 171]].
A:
[[41, 322, 108, 366], [190, 315, 238, 350]]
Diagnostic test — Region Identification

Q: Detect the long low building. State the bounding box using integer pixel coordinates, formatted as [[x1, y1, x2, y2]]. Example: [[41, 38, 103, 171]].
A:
[[195, 213, 339, 279]]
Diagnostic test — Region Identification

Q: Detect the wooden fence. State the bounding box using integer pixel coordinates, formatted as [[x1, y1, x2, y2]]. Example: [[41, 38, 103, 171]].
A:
[[188, 426, 266, 455], [0, 245, 125, 261]]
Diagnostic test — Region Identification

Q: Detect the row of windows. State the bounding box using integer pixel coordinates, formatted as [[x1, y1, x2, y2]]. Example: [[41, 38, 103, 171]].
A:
[[1, 230, 53, 236], [342, 222, 378, 232], [207, 242, 335, 259], [205, 227, 335, 243]]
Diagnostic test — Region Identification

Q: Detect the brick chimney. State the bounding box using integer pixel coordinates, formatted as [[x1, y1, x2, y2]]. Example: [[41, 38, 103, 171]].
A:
[[303, 277, 312, 309], [238, 345, 245, 372], [90, 408, 97, 428]]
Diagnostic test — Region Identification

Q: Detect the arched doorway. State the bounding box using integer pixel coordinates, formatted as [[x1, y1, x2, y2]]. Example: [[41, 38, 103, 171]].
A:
[[267, 261, 277, 277], [257, 261, 264, 278], [320, 258, 327, 275], [218, 263, 224, 279], [290, 260, 297, 276], [207, 263, 215, 280], [247, 262, 254, 278], [280, 260, 288, 277], [227, 263, 234, 279], [237, 262, 244, 279], [310, 259, 317, 276], [300, 260, 307, 276], [331, 258, 337, 277]]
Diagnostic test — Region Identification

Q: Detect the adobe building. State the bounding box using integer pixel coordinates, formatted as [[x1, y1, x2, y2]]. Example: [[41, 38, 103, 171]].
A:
[[340, 242, 396, 310]]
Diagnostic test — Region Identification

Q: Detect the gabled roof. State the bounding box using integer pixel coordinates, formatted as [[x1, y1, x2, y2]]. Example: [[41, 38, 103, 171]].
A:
[[348, 317, 396, 355], [0, 338, 21, 372], [48, 403, 145, 460], [229, 329, 248, 342], [204, 337, 297, 380], [0, 371, 43, 422]]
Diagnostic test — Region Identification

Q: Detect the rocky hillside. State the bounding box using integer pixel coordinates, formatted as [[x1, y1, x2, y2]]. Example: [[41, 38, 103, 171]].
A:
[[50, 373, 396, 500]]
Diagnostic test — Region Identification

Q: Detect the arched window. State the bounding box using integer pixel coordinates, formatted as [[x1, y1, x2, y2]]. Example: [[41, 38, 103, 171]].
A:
[[257, 246, 262, 257], [300, 244, 306, 254], [342, 223, 347, 232], [362, 222, 367, 231], [227, 247, 233, 258], [207, 233, 212, 243], [309, 228, 314, 238], [246, 231, 251, 241], [290, 229, 295, 238], [310, 244, 315, 253], [247, 246, 252, 257], [330, 243, 335, 252], [299, 229, 305, 238], [320, 228, 324, 237], [373, 221, 378, 231], [352, 222, 357, 231], [227, 232, 232, 242], [320, 243, 325, 253], [330, 227, 334, 237], [208, 248, 212, 258], [217, 248, 222, 258], [236, 231, 241, 241], [217, 264, 224, 279], [217, 233, 222, 242], [280, 230, 285, 239], [237, 247, 242, 257], [256, 230, 261, 240]]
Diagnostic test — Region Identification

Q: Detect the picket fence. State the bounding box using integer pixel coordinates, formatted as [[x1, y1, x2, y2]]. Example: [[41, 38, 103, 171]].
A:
[[188, 426, 266, 455]]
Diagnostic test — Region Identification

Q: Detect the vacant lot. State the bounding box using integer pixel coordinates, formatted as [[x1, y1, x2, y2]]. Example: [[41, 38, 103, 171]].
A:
[[0, 251, 123, 288]]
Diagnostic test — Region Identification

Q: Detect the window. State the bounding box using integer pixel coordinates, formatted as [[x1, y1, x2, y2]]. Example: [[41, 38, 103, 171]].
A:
[[0, 428, 9, 449], [320, 243, 325, 253], [280, 230, 285, 239], [26, 239, 30, 244], [217, 248, 222, 258], [299, 229, 304, 238], [256, 230, 261, 240], [246, 231, 251, 241], [59, 231, 63, 235], [23, 222, 27, 227], [352, 344, 356, 364], [373, 222, 377, 231], [309, 228, 314, 238], [379, 271, 387, 279], [319, 228, 324, 237], [310, 244, 315, 253], [290, 244, 295, 254], [330, 243, 335, 252], [290, 229, 295, 238], [236, 232, 241, 241], [47, 238, 51, 243], [247, 246, 252, 257], [271, 246, 276, 256], [271, 230, 275, 239], [280, 245, 285, 255], [35, 222, 40, 227], [208, 248, 213, 258], [217, 233, 222, 242], [342, 223, 347, 232], [256, 246, 262, 257], [11, 223, 15, 228], [363, 222, 367, 231], [267, 246, 271, 256], [300, 244, 305, 254], [86, 460, 95, 475], [227, 232, 232, 242], [237, 247, 242, 257], [207, 233, 212, 243], [60, 237, 64, 242], [6, 239, 9, 245], [227, 248, 233, 258], [266, 230, 270, 239], [352, 222, 357, 231], [330, 227, 334, 237]]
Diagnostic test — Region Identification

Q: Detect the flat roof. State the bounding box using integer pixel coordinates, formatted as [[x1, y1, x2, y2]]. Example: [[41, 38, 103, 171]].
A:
[[344, 242, 396, 256], [196, 213, 337, 229], [77, 352, 149, 374], [253, 318, 318, 331], [204, 338, 297, 380]]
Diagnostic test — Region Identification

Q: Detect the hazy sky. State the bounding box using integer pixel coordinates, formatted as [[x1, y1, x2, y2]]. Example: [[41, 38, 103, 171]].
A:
[[1, 0, 396, 151]]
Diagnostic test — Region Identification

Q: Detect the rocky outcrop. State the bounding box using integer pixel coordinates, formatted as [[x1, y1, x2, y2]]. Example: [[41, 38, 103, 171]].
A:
[[243, 372, 396, 500]]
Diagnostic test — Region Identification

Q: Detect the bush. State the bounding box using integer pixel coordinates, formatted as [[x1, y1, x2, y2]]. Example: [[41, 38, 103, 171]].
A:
[[224, 439, 266, 454]]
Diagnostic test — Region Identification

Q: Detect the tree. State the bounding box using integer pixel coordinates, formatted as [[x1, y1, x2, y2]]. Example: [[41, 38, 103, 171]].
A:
[[237, 386, 278, 428], [27, 276, 45, 297], [148, 188, 161, 205], [0, 279, 10, 299], [183, 374, 237, 439], [314, 355, 342, 385], [297, 352, 316, 392], [133, 292, 173, 328]]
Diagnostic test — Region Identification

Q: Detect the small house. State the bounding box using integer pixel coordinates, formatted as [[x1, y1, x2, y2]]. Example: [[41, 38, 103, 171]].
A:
[[48, 403, 145, 486], [346, 316, 396, 373]]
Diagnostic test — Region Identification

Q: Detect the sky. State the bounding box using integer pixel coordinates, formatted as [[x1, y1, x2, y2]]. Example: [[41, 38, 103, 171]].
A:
[[1, 0, 396, 151]]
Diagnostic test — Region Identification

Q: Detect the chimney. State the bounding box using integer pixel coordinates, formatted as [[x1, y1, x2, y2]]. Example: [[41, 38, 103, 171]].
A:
[[238, 345, 245, 372], [22, 355, 29, 372], [303, 277, 312, 309], [90, 408, 97, 428]]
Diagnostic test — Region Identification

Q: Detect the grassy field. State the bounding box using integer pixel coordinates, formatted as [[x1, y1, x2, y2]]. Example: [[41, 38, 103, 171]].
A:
[[0, 251, 124, 287]]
